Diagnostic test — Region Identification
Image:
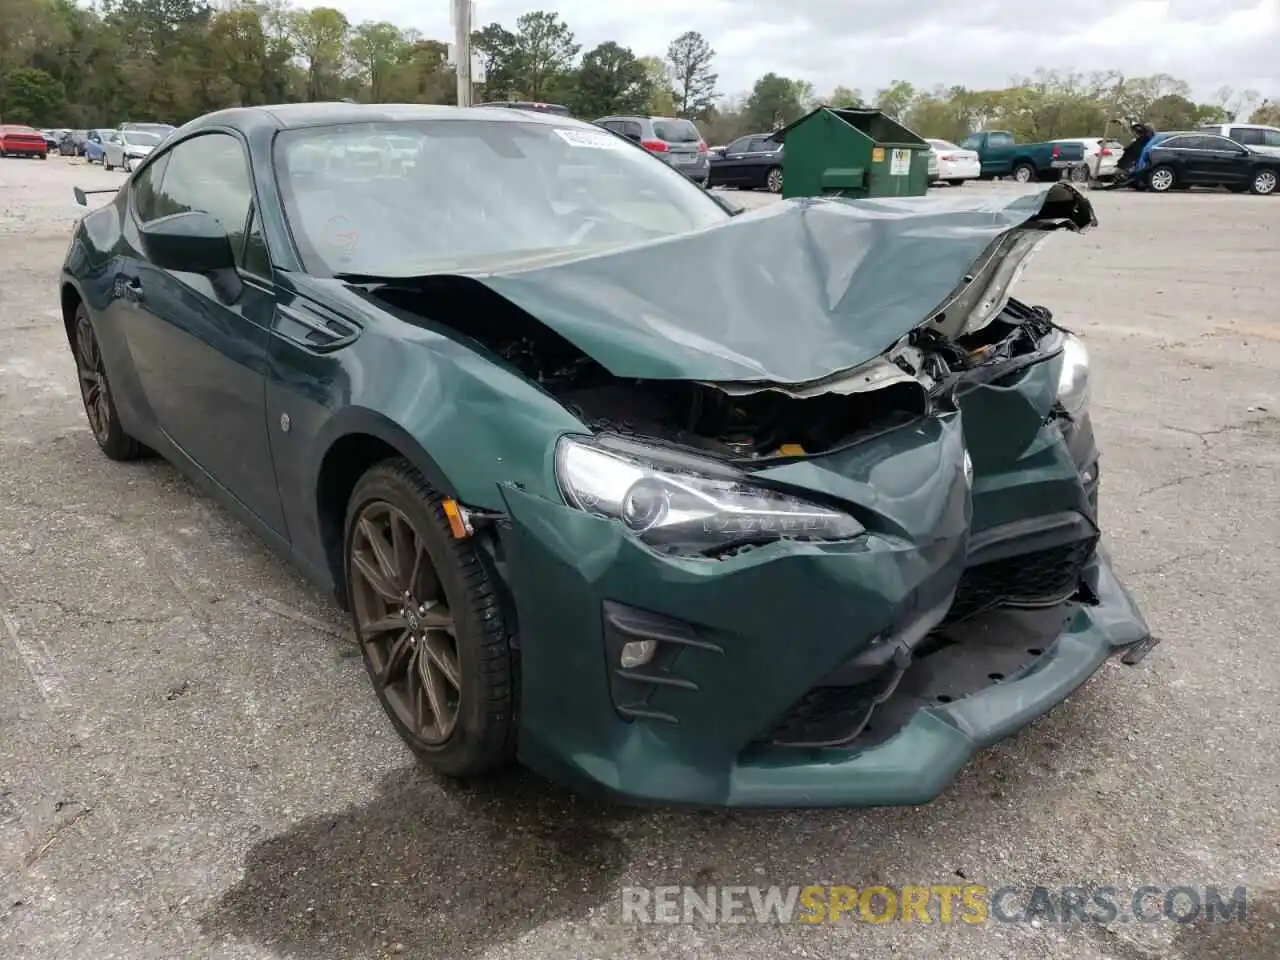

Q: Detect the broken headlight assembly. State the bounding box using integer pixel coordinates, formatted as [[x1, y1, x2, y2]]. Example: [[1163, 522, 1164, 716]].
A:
[[1056, 335, 1090, 417], [555, 435, 864, 555]]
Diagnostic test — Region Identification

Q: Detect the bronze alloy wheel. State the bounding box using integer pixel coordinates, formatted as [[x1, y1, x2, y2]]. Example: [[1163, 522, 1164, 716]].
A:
[[74, 312, 112, 443], [350, 499, 463, 745], [70, 304, 145, 461]]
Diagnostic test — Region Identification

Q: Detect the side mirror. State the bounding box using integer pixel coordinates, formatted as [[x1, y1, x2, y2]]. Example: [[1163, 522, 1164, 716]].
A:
[[140, 211, 237, 274]]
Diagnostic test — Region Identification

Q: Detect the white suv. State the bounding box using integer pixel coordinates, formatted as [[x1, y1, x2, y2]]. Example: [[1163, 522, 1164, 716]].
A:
[[1198, 123, 1280, 156]]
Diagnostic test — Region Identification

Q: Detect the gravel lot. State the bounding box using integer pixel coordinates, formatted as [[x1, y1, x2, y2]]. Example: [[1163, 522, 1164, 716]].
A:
[[2, 156, 1278, 960]]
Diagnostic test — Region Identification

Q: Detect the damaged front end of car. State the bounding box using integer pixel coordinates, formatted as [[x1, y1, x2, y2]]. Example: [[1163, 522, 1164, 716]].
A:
[[347, 182, 1153, 807]]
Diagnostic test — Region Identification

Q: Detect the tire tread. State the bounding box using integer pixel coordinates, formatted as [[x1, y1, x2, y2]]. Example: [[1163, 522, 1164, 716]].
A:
[[346, 458, 517, 777]]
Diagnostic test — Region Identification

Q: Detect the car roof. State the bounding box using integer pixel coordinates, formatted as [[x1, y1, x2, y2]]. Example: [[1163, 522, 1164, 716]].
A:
[[179, 101, 582, 136]]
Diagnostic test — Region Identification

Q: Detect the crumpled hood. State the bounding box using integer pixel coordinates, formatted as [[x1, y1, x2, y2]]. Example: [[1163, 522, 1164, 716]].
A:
[[392, 183, 1094, 385]]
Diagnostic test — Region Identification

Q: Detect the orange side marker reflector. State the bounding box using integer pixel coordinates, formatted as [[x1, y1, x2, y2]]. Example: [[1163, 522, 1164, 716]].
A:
[[442, 498, 473, 539], [776, 443, 806, 457]]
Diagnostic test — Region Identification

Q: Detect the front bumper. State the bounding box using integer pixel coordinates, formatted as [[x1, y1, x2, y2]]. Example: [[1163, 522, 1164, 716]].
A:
[[494, 348, 1147, 807]]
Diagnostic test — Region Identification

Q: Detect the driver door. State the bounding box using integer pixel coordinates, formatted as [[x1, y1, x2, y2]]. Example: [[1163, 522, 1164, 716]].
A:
[[714, 136, 756, 186], [119, 131, 287, 534], [103, 133, 123, 167]]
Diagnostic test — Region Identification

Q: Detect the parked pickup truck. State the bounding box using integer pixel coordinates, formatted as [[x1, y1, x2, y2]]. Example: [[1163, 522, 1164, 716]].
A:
[[957, 131, 1087, 183]]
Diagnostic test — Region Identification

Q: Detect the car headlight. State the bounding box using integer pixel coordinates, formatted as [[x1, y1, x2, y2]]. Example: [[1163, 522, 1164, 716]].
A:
[[1056, 335, 1090, 417], [554, 435, 864, 555]]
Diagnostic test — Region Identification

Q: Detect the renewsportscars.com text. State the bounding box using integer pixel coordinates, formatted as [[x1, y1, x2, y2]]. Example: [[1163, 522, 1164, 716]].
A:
[[620, 884, 1249, 925]]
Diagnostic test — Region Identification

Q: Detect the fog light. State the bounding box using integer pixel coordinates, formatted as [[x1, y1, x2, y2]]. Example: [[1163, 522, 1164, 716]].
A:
[[620, 639, 658, 668]]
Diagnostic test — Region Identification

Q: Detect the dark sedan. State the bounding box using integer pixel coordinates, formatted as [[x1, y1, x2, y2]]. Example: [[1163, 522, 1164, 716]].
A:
[[1142, 131, 1279, 194], [707, 132, 785, 192], [62, 103, 1153, 808]]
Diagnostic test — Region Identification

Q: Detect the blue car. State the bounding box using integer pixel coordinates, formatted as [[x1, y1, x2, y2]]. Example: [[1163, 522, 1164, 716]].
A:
[[83, 129, 117, 163]]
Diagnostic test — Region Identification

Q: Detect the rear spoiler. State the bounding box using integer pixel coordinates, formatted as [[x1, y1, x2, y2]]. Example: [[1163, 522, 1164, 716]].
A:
[[73, 187, 118, 206]]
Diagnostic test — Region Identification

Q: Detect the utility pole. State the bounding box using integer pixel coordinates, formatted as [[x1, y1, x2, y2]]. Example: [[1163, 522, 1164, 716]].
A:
[[452, 0, 473, 107]]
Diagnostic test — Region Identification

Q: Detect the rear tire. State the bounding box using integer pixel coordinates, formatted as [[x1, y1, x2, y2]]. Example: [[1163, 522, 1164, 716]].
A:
[[345, 459, 517, 779], [71, 304, 146, 462], [946, 178, 966, 187], [1147, 165, 1176, 192]]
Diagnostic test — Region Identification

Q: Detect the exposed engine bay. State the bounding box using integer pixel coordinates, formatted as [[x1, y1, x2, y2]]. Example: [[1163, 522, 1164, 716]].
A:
[[364, 276, 1061, 462]]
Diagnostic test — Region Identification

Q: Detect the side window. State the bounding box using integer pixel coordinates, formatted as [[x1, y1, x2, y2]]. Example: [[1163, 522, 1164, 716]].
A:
[[131, 152, 171, 222], [1264, 130, 1280, 147], [152, 132, 255, 268], [620, 120, 643, 140], [1230, 127, 1263, 146], [1159, 136, 1191, 149], [988, 133, 1013, 147], [1204, 135, 1243, 151], [726, 136, 751, 154]]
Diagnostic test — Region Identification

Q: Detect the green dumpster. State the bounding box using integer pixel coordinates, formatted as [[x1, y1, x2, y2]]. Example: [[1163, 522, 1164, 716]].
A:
[[773, 107, 932, 199]]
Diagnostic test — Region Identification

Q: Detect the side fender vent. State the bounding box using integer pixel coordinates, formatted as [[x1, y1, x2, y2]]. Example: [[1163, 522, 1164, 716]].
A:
[[274, 303, 361, 352]]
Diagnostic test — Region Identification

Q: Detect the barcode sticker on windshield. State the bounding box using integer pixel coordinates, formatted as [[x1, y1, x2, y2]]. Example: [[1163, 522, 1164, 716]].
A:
[[555, 128, 625, 150]]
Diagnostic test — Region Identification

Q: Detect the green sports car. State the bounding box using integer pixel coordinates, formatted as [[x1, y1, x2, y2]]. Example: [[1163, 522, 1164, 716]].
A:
[[62, 103, 1153, 807]]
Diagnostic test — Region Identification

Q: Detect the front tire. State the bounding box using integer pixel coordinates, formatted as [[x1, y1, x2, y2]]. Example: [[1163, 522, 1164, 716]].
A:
[[947, 178, 966, 187], [1012, 162, 1036, 183], [1250, 169, 1278, 195], [72, 304, 146, 461], [345, 459, 516, 778], [765, 166, 783, 193], [1147, 165, 1176, 192], [103, 158, 113, 171]]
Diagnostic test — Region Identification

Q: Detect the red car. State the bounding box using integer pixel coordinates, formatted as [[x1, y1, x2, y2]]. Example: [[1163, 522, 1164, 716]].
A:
[[0, 125, 49, 158]]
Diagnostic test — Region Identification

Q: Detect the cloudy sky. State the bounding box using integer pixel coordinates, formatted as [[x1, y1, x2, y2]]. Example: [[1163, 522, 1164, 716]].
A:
[[329, 0, 1280, 102]]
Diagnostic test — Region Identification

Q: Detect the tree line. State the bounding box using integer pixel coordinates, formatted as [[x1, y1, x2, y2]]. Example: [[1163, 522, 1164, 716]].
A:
[[2, 0, 1277, 143]]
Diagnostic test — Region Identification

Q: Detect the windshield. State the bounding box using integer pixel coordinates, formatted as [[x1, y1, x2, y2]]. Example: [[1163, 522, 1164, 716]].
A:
[[123, 131, 162, 146], [275, 119, 729, 277]]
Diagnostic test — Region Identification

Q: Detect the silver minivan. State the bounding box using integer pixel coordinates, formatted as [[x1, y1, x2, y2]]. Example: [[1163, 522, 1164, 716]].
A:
[[1198, 123, 1280, 157], [594, 115, 710, 184]]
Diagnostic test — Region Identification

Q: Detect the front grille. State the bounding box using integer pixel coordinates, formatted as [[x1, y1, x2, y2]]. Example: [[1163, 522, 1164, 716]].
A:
[[945, 536, 1097, 624]]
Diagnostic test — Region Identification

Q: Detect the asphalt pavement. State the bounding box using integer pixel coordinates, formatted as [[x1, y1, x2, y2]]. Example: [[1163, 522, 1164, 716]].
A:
[[1, 157, 1278, 960]]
